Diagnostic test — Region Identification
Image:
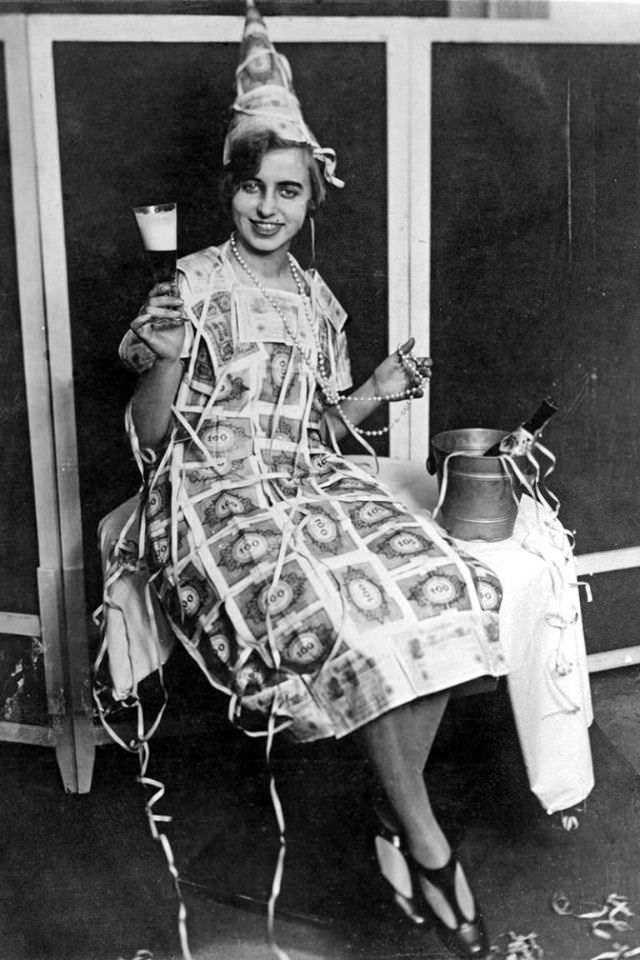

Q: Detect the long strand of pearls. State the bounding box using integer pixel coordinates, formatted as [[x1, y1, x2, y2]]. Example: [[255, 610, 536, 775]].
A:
[[228, 233, 426, 438], [287, 256, 426, 403]]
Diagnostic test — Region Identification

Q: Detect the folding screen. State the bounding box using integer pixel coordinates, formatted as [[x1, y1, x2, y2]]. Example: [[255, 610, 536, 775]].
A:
[[423, 18, 640, 662], [26, 13, 413, 788], [10, 10, 640, 791]]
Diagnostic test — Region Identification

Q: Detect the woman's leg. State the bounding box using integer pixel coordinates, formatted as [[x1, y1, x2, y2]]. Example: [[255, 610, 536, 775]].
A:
[[355, 692, 451, 868], [355, 692, 481, 946]]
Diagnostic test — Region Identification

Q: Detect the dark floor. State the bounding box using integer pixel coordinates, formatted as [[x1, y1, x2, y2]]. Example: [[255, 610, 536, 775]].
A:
[[2, 665, 640, 960]]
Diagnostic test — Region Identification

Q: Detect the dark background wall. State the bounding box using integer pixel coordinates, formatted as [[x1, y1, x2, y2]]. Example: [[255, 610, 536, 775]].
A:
[[430, 43, 640, 652], [0, 42, 38, 616], [53, 38, 388, 611]]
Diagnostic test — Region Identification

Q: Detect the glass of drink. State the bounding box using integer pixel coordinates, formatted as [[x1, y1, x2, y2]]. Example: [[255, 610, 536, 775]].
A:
[[133, 201, 178, 288], [133, 201, 182, 330]]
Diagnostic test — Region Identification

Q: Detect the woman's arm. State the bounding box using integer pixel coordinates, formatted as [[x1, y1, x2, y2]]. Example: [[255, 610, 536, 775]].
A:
[[321, 371, 389, 442], [131, 357, 184, 449], [321, 338, 431, 443], [128, 281, 185, 450]]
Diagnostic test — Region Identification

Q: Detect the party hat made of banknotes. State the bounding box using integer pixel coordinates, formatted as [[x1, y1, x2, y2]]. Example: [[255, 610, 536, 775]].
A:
[[223, 0, 344, 188]]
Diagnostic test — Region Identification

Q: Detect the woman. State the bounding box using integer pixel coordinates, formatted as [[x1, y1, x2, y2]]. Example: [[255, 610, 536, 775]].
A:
[[118, 124, 506, 960]]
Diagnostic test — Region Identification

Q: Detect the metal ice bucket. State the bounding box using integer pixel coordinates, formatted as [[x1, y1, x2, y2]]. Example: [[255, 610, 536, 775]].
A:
[[427, 428, 522, 542]]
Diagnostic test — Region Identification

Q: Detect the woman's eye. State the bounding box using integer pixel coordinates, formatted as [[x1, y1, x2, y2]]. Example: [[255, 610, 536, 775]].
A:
[[279, 187, 299, 199], [241, 181, 259, 194]]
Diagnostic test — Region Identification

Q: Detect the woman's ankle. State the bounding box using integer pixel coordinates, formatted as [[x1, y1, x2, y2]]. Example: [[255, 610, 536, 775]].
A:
[[406, 832, 451, 871]]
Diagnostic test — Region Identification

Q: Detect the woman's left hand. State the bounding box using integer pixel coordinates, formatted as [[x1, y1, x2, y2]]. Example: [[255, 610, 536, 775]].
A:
[[372, 338, 432, 401]]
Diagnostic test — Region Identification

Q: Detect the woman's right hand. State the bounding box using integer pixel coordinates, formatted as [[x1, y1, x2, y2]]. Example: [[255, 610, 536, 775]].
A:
[[129, 281, 185, 361]]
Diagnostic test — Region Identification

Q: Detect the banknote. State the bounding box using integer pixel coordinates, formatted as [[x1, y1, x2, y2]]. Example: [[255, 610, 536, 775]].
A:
[[342, 498, 411, 536], [234, 558, 322, 641], [366, 525, 447, 569], [392, 614, 505, 695], [396, 563, 472, 619], [208, 519, 282, 588], [235, 289, 314, 353], [315, 646, 407, 736], [258, 413, 303, 444], [199, 608, 239, 683], [273, 608, 338, 675], [192, 340, 216, 389], [214, 371, 250, 409], [464, 559, 503, 612], [333, 562, 404, 627], [310, 272, 348, 331], [192, 488, 260, 537], [258, 344, 302, 404], [203, 292, 234, 365], [184, 415, 253, 465], [168, 558, 219, 633], [300, 504, 358, 559], [146, 478, 171, 521], [231, 650, 276, 697]]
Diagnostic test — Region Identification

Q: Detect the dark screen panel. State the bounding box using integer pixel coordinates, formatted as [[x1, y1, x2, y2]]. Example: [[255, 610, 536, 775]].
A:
[[581, 569, 640, 655], [0, 43, 39, 613], [431, 43, 640, 558], [54, 39, 387, 608], [430, 43, 640, 655]]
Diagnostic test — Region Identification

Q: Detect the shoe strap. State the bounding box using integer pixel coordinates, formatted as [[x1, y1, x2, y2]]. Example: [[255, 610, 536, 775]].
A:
[[409, 854, 473, 926]]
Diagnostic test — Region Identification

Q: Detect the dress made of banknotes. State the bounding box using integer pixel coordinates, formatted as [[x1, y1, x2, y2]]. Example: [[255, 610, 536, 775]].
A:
[[112, 242, 509, 741]]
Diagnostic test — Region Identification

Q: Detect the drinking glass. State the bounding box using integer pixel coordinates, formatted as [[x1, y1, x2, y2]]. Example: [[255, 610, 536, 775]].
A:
[[133, 201, 178, 288], [133, 202, 182, 329]]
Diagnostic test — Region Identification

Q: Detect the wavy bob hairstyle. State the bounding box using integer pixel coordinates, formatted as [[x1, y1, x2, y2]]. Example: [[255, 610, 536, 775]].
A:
[[220, 130, 327, 214]]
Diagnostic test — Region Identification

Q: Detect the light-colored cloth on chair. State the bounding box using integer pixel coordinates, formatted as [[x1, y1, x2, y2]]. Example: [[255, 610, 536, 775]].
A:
[[471, 494, 594, 815], [98, 495, 176, 701]]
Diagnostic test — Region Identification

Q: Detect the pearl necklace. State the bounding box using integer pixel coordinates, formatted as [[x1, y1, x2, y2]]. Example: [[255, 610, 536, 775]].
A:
[[228, 233, 426, 438]]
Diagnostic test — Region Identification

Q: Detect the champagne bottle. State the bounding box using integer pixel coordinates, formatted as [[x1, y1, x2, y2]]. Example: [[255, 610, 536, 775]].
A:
[[484, 397, 559, 457]]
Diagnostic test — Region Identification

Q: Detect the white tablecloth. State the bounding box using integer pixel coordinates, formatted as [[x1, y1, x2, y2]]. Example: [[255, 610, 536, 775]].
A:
[[352, 456, 594, 816]]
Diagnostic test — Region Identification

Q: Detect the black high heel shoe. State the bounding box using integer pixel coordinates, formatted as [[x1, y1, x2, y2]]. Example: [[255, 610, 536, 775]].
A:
[[408, 853, 491, 960]]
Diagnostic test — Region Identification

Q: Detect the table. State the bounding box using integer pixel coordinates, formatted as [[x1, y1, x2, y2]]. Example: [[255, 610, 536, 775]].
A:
[[352, 456, 594, 816]]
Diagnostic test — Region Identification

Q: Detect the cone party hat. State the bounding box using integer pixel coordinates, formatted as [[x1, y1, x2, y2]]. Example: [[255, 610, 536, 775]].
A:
[[223, 0, 344, 188]]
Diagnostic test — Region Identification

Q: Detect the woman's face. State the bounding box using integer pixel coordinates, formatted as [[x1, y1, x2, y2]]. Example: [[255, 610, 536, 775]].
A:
[[231, 147, 312, 258]]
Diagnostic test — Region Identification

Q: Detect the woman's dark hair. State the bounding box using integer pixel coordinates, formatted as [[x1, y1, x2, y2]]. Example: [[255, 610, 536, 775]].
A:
[[220, 129, 326, 213]]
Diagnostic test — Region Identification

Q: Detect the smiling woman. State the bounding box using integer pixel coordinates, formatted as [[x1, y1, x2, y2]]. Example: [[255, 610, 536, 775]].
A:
[[95, 4, 538, 960], [230, 142, 315, 266]]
